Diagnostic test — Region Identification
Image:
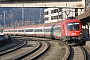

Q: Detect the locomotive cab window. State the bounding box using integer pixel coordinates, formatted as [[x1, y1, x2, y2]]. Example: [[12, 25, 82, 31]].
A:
[[67, 22, 79, 31]]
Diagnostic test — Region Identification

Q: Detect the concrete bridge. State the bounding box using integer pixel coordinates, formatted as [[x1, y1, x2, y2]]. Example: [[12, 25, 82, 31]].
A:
[[0, 0, 85, 8], [76, 8, 90, 40]]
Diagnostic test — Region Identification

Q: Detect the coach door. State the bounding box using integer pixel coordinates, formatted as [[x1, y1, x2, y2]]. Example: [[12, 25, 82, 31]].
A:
[[50, 24, 55, 39]]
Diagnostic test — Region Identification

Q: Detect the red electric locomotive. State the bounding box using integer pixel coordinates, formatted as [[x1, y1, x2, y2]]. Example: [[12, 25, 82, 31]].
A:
[[60, 19, 84, 45]]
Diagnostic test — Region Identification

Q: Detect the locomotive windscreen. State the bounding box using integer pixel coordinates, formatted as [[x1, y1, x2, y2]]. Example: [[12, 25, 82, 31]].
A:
[[67, 22, 79, 31]]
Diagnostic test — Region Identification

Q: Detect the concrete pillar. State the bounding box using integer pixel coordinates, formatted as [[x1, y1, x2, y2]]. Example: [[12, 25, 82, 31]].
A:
[[82, 25, 86, 38], [89, 25, 90, 39], [87, 25, 89, 38], [87, 22, 90, 39], [85, 25, 89, 38]]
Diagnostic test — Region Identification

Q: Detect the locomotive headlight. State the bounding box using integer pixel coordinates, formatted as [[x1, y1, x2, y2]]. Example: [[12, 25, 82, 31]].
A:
[[79, 32, 83, 37], [80, 32, 82, 34]]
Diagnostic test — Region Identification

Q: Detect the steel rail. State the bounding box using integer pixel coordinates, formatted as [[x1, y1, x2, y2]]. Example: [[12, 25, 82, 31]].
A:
[[0, 40, 27, 56], [14, 41, 42, 60], [31, 41, 50, 60]]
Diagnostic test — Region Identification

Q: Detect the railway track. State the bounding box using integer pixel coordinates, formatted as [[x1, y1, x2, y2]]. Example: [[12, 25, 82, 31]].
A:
[[83, 45, 90, 60], [0, 39, 26, 56], [62, 44, 70, 60], [15, 41, 50, 60], [0, 39, 19, 52], [1, 36, 87, 60], [66, 46, 86, 60], [0, 40, 27, 60], [0, 38, 50, 60], [0, 36, 51, 60]]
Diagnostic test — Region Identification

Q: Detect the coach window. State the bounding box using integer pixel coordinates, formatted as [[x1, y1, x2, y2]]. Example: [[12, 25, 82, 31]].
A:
[[21, 30, 23, 32], [47, 29, 49, 32], [35, 29, 36, 32], [44, 29, 46, 32], [36, 29, 38, 32], [26, 29, 28, 32], [31, 29, 33, 32], [40, 29, 42, 32], [38, 29, 39, 32], [20, 30, 21, 32], [9, 30, 11, 32], [46, 29, 48, 32], [28, 29, 30, 32], [46, 29, 47, 32], [35, 29, 38, 32], [37, 29, 38, 32], [38, 29, 40, 32], [26, 29, 32, 32], [18, 30, 21, 32], [12, 30, 13, 32], [5, 30, 6, 32], [22, 30, 24, 32], [57, 27, 60, 32], [14, 30, 17, 32], [25, 29, 27, 32], [39, 29, 40, 32], [37, 29, 39, 32], [45, 29, 47, 32], [12, 30, 14, 32]]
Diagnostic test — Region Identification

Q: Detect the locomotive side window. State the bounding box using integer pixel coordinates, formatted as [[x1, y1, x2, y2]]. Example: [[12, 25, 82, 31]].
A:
[[67, 22, 79, 31]]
